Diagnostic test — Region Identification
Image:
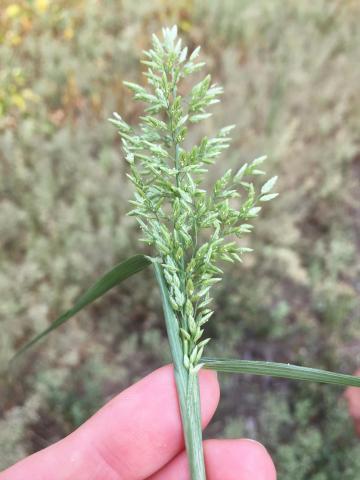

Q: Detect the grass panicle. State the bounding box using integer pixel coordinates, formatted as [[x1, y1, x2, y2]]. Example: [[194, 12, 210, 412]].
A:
[[112, 25, 278, 479]]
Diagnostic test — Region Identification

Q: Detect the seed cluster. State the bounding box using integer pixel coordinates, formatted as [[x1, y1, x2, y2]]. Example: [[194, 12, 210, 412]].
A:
[[111, 26, 278, 373]]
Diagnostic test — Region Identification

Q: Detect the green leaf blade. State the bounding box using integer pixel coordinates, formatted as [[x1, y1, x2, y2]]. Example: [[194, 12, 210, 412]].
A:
[[12, 254, 151, 361], [202, 358, 360, 388]]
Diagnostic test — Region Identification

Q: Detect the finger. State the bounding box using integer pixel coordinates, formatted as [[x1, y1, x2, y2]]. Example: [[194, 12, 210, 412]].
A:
[[149, 439, 276, 480], [1, 365, 220, 480]]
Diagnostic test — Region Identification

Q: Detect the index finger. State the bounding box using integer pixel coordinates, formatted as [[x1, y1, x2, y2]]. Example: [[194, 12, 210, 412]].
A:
[[1, 365, 220, 480]]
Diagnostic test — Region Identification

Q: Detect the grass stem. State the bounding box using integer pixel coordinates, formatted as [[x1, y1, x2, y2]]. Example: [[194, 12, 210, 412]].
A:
[[154, 264, 206, 480]]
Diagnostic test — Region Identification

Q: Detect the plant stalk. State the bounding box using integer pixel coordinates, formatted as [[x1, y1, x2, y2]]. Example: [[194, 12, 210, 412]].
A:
[[154, 264, 206, 480]]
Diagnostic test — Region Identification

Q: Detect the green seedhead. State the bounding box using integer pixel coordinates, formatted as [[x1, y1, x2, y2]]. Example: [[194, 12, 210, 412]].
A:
[[110, 25, 278, 377]]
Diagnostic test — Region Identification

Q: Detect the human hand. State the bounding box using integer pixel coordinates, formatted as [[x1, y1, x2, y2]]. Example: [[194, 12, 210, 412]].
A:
[[345, 368, 360, 436], [0, 365, 276, 479]]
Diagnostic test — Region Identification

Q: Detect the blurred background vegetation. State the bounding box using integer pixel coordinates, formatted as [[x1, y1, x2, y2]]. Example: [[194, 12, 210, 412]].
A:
[[1, 0, 360, 477]]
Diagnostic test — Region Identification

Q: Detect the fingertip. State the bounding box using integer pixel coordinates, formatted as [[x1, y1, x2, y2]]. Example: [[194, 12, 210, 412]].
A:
[[198, 368, 220, 426], [204, 439, 277, 480], [199, 367, 219, 389]]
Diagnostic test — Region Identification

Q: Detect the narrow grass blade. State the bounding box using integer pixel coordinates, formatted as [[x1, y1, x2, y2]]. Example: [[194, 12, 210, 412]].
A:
[[12, 255, 151, 361], [154, 264, 206, 480], [202, 358, 360, 388]]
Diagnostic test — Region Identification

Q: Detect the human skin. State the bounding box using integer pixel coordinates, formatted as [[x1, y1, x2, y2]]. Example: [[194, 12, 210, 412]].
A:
[[0, 365, 276, 480], [345, 368, 360, 436]]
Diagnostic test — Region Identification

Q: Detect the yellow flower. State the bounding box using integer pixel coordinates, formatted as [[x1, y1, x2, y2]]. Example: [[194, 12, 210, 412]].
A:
[[35, 0, 49, 13], [5, 4, 21, 18]]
